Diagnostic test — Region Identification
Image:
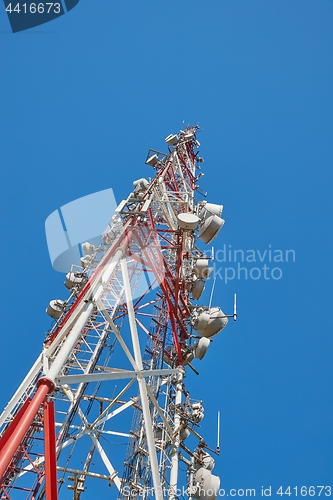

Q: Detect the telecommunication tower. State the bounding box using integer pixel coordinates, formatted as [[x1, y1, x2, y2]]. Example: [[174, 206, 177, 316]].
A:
[[0, 127, 235, 500]]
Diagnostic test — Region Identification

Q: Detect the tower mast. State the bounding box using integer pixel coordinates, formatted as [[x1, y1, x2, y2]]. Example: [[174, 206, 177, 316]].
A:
[[0, 127, 230, 500]]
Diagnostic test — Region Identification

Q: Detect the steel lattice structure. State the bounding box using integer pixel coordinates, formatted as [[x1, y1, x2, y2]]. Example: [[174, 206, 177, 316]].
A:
[[0, 127, 234, 500]]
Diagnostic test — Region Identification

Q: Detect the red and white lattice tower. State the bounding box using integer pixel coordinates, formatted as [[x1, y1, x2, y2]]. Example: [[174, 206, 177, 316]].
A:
[[0, 127, 234, 500]]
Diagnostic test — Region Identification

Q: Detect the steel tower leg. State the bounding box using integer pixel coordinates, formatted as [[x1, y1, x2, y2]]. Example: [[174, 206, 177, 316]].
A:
[[169, 374, 183, 500], [44, 401, 58, 500], [0, 379, 53, 481], [121, 258, 164, 500]]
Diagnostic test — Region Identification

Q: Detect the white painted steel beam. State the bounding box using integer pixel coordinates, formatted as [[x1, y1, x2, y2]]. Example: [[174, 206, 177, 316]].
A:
[[121, 257, 164, 500], [56, 368, 178, 386], [0, 355, 43, 427], [169, 373, 183, 500], [90, 434, 121, 490]]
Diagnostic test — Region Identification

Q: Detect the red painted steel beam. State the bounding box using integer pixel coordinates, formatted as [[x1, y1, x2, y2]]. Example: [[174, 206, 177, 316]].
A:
[[174, 233, 183, 313], [134, 228, 189, 342], [0, 379, 54, 482], [46, 224, 135, 346], [0, 398, 32, 453], [43, 401, 58, 500], [165, 292, 183, 364]]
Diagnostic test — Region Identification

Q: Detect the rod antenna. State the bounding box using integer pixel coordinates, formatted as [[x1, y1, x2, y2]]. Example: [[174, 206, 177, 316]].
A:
[[209, 276, 216, 309], [233, 293, 237, 321], [217, 410, 220, 453]]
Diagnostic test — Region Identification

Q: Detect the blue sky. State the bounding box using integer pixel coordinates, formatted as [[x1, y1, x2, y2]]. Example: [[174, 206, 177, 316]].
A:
[[1, 0, 332, 497]]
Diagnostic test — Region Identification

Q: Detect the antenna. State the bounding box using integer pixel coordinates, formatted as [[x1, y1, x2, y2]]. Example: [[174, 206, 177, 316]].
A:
[[233, 293, 237, 321], [211, 246, 214, 262], [217, 410, 220, 453], [208, 276, 216, 309]]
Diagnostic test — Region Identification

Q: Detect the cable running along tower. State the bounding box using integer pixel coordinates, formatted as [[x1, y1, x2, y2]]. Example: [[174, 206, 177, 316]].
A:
[[0, 127, 235, 500]]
